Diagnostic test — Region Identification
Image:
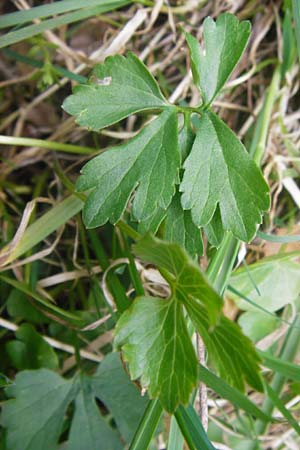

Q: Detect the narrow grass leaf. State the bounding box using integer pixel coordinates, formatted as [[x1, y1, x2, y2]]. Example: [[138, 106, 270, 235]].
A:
[[175, 404, 217, 450], [0, 275, 82, 323], [292, 0, 300, 64], [0, 2, 130, 49], [264, 383, 300, 435], [259, 350, 300, 381], [3, 49, 87, 83], [0, 135, 94, 154], [257, 230, 300, 243], [0, 0, 128, 29], [0, 195, 84, 265], [198, 365, 271, 422], [128, 400, 162, 450]]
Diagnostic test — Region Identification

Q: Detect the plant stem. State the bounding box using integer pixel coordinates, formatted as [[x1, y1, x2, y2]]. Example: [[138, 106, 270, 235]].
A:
[[206, 233, 239, 293], [249, 67, 280, 165], [0, 135, 95, 154], [128, 62, 282, 450]]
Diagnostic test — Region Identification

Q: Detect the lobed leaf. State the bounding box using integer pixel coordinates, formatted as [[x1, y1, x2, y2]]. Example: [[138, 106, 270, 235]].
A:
[[67, 377, 121, 450], [204, 206, 224, 247], [5, 323, 58, 371], [185, 297, 263, 392], [91, 353, 148, 442], [186, 13, 251, 105], [115, 236, 263, 411], [62, 52, 168, 130], [133, 234, 222, 324], [2, 354, 147, 450], [164, 191, 203, 258], [180, 112, 270, 242], [2, 370, 76, 450], [76, 109, 180, 230], [114, 296, 198, 413]]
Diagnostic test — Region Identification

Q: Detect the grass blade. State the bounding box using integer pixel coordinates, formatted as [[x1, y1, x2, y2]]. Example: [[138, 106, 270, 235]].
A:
[[198, 365, 272, 422], [0, 135, 95, 154], [167, 416, 184, 450], [257, 230, 300, 243], [3, 49, 87, 83], [175, 404, 217, 450], [0, 2, 130, 49], [0, 195, 84, 265], [292, 0, 300, 64], [0, 275, 82, 323], [0, 0, 128, 29], [129, 399, 162, 450], [259, 350, 300, 381], [264, 383, 300, 435]]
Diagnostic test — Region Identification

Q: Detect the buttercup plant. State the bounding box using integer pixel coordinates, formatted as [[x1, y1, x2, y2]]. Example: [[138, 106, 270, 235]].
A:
[[63, 13, 270, 414]]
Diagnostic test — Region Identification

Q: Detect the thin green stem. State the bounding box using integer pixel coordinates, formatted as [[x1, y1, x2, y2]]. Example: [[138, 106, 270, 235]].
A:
[[206, 233, 239, 292], [116, 220, 141, 241], [0, 135, 95, 154], [128, 399, 162, 450], [249, 67, 281, 165], [122, 234, 145, 297]]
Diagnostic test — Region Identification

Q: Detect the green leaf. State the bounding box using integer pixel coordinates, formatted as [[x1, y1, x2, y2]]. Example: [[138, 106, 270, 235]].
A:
[[185, 299, 263, 392], [63, 52, 168, 130], [133, 234, 222, 324], [164, 191, 203, 258], [2, 369, 76, 450], [114, 235, 237, 412], [281, 9, 296, 78], [128, 399, 162, 450], [0, 275, 82, 324], [259, 350, 300, 381], [175, 404, 217, 450], [67, 377, 122, 450], [76, 109, 180, 230], [204, 206, 224, 247], [91, 353, 148, 442], [185, 13, 251, 105], [238, 310, 279, 343], [292, 0, 300, 65], [6, 289, 46, 324], [0, 195, 84, 266], [180, 112, 270, 242], [2, 354, 147, 450], [264, 383, 300, 435], [198, 365, 270, 422], [229, 254, 300, 312], [114, 296, 198, 413], [5, 323, 58, 371], [0, 0, 129, 29], [0, 2, 131, 50]]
